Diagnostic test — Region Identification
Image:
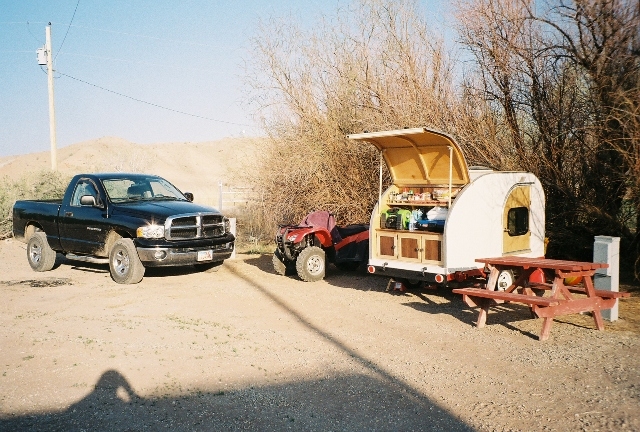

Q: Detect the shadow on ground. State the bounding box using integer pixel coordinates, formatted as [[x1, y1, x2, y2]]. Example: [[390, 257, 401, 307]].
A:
[[55, 255, 218, 279], [0, 369, 473, 431], [243, 253, 386, 292], [243, 254, 545, 338]]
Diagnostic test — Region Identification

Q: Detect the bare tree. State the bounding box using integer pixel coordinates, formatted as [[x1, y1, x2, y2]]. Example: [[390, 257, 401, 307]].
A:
[[456, 0, 640, 263], [246, 0, 461, 227]]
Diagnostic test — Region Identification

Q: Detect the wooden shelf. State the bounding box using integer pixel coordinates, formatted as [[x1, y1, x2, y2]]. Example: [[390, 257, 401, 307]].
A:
[[387, 200, 451, 206]]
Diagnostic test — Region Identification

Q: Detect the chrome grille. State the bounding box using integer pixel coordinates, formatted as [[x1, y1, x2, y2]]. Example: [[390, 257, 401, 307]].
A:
[[165, 213, 225, 240]]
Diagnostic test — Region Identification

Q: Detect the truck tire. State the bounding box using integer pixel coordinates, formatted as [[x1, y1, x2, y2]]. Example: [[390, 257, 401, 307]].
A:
[[295, 246, 325, 282], [109, 238, 145, 284], [27, 232, 57, 272]]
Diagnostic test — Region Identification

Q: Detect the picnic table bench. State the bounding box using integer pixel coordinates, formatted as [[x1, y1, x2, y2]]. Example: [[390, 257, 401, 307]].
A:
[[452, 257, 629, 341]]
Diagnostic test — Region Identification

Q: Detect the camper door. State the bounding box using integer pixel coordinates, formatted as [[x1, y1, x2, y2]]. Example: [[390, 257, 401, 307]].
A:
[[503, 184, 531, 254]]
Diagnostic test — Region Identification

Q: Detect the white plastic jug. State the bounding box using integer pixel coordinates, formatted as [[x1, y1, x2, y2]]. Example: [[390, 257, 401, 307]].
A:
[[426, 206, 448, 221]]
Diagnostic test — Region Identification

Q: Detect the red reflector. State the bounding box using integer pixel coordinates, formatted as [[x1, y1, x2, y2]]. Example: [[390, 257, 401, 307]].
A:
[[435, 274, 444, 283], [367, 265, 375, 274]]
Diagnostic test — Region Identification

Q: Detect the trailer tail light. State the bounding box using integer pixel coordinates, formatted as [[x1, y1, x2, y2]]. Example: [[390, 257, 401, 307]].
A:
[[367, 265, 375, 274], [434, 274, 444, 284]]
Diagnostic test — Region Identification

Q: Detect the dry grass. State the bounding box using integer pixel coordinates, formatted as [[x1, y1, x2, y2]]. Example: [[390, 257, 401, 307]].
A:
[[0, 171, 71, 239]]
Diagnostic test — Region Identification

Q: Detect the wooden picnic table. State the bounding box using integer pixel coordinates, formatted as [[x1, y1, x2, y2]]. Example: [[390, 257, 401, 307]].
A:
[[452, 257, 629, 341]]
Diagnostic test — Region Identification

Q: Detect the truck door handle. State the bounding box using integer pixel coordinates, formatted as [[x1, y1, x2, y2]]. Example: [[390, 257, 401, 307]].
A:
[[65, 212, 73, 217]]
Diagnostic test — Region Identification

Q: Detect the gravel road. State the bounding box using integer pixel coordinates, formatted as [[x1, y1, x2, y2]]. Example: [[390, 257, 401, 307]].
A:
[[0, 238, 638, 431]]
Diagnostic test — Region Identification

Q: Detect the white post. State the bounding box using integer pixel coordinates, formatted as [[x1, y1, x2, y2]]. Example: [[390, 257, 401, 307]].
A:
[[45, 25, 57, 171], [378, 150, 383, 203], [230, 217, 237, 259], [448, 146, 453, 207], [593, 236, 620, 321]]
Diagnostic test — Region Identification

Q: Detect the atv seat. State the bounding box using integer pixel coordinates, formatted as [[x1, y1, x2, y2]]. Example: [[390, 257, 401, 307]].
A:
[[336, 224, 369, 239]]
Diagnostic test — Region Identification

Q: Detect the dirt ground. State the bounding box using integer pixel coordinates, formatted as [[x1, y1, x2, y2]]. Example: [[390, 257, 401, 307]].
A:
[[0, 238, 639, 431]]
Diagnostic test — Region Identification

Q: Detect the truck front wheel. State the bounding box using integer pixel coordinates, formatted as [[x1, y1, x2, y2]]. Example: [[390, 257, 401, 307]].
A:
[[27, 232, 57, 272], [295, 246, 325, 282], [109, 239, 145, 284]]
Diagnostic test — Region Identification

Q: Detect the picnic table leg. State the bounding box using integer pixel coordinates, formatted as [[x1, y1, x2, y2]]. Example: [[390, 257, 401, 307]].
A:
[[584, 276, 605, 331], [485, 265, 500, 291], [540, 317, 553, 341], [477, 301, 489, 328]]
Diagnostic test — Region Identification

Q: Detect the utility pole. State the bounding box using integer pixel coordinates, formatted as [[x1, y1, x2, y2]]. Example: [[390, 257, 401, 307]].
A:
[[43, 24, 57, 171]]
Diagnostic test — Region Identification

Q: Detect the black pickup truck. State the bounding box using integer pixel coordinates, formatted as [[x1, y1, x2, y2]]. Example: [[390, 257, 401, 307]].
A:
[[12, 173, 235, 284]]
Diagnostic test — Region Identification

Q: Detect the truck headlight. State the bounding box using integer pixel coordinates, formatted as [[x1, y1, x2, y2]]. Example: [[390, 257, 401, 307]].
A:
[[136, 224, 165, 239], [223, 217, 231, 234]]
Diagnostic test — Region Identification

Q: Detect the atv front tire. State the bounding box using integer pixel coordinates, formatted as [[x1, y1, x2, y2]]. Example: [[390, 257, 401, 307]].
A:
[[295, 246, 325, 282]]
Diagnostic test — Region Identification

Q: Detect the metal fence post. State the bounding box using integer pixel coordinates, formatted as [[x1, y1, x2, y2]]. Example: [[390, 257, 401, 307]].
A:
[[218, 181, 223, 211], [230, 217, 237, 259], [593, 236, 620, 321]]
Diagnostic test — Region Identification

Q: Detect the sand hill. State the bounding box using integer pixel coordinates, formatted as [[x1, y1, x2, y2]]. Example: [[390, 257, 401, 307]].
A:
[[0, 136, 264, 207]]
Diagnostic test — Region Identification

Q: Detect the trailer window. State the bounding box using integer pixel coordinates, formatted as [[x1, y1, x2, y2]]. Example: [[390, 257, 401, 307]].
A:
[[507, 207, 529, 236]]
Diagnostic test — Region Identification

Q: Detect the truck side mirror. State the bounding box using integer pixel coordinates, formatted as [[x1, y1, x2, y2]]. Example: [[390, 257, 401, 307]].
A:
[[184, 192, 194, 202], [80, 195, 97, 206]]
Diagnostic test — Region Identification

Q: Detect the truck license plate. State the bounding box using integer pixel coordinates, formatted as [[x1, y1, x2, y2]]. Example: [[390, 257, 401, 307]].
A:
[[197, 250, 213, 261]]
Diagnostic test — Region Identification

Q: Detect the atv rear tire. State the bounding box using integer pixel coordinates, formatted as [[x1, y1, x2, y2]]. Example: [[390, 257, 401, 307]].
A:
[[335, 261, 360, 272], [295, 246, 325, 282]]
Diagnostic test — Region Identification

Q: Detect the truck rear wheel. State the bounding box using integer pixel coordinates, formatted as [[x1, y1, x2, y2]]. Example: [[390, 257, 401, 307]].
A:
[[109, 239, 145, 284], [27, 232, 57, 272], [295, 246, 325, 282]]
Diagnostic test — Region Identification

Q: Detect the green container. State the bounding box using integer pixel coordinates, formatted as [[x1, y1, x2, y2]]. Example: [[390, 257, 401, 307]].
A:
[[396, 209, 412, 230]]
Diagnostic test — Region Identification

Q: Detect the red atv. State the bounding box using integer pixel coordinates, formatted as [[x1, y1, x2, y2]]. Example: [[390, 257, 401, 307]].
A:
[[273, 211, 369, 282]]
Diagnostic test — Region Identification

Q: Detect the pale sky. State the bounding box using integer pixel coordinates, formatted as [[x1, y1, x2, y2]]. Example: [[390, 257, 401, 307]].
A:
[[0, 0, 450, 157]]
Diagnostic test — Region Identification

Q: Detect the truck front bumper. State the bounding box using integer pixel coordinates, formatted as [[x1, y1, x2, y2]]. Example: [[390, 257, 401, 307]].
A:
[[136, 242, 234, 267]]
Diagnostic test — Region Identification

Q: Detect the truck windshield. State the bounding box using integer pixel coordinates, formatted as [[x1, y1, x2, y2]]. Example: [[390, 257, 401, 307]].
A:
[[102, 177, 187, 203]]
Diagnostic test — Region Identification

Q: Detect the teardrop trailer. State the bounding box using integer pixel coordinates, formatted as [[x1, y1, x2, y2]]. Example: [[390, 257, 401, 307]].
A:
[[346, 127, 546, 288]]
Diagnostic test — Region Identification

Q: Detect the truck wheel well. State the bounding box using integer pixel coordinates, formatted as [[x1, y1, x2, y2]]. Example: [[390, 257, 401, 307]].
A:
[[24, 223, 43, 242], [98, 231, 124, 257]]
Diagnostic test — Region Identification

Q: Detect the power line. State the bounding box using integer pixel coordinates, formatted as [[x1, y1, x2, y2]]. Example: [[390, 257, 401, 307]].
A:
[[2, 20, 228, 51], [65, 24, 222, 48], [25, 21, 43, 44], [60, 52, 217, 73], [57, 71, 255, 128], [55, 0, 81, 61]]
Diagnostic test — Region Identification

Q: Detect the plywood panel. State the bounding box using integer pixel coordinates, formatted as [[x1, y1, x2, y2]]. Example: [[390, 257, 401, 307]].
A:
[[424, 239, 442, 262], [379, 234, 396, 257], [400, 237, 419, 259]]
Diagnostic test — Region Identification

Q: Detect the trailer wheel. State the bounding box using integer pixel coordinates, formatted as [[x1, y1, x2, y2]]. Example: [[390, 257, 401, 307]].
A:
[[496, 269, 514, 291], [27, 232, 57, 272], [402, 278, 423, 289], [295, 246, 325, 282], [109, 239, 145, 284]]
